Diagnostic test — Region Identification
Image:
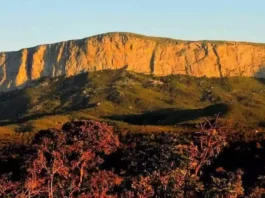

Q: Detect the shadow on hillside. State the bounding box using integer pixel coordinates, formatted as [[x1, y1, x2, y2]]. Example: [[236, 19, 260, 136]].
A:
[[0, 69, 130, 127], [0, 91, 30, 124], [255, 67, 265, 85], [0, 73, 98, 126], [0, 103, 99, 127], [106, 103, 230, 126]]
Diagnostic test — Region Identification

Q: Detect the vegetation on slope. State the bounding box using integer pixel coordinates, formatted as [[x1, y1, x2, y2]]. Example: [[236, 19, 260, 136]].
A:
[[0, 68, 265, 145]]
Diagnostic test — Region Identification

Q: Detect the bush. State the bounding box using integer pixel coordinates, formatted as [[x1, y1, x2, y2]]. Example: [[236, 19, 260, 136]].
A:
[[0, 119, 231, 197], [0, 120, 121, 197], [205, 169, 244, 198]]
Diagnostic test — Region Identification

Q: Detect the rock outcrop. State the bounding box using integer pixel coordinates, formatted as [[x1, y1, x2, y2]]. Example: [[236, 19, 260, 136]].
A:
[[1, 32, 265, 92]]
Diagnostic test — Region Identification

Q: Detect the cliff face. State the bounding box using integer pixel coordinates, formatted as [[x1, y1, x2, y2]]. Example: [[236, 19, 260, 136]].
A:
[[1, 32, 265, 92]]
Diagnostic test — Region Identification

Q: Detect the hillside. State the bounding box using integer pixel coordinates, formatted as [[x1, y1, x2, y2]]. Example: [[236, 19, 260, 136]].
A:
[[0, 69, 265, 145], [1, 32, 265, 92]]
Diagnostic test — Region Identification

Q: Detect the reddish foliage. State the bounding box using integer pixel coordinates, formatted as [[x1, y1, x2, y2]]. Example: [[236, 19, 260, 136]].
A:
[[0, 173, 20, 197], [0, 119, 231, 197], [0, 120, 121, 197]]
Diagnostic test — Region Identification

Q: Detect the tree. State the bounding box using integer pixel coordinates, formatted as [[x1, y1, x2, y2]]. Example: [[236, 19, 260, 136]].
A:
[[3, 120, 121, 197]]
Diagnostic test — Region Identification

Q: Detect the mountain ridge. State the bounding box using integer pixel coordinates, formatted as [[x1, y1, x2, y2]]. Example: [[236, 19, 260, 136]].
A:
[[1, 32, 265, 92], [3, 32, 265, 53]]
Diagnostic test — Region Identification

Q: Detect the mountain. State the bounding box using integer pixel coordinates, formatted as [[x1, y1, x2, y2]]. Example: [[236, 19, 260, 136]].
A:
[[1, 33, 265, 197], [1, 32, 265, 92]]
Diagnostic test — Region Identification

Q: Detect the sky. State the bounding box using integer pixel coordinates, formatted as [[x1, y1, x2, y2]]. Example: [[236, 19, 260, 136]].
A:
[[0, 0, 265, 51]]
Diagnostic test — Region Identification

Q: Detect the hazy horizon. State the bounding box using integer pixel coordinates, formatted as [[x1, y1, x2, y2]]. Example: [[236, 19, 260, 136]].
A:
[[0, 0, 264, 51]]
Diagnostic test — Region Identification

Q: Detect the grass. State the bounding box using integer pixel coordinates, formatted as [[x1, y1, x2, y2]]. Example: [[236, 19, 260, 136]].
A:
[[0, 68, 265, 145]]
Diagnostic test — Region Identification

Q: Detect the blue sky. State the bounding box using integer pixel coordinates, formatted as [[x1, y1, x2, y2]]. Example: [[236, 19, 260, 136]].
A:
[[0, 0, 265, 51]]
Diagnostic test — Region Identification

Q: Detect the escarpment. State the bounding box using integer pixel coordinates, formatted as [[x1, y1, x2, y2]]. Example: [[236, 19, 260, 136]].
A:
[[1, 32, 265, 92]]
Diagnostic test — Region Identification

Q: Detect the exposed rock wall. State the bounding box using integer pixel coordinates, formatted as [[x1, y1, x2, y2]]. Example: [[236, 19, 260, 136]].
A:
[[1, 32, 265, 92]]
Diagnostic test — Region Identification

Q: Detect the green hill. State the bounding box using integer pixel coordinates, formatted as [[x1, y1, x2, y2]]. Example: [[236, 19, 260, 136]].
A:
[[0, 68, 265, 145]]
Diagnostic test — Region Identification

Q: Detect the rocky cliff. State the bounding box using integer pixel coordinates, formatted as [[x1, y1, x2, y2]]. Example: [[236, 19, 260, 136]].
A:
[[1, 32, 265, 92]]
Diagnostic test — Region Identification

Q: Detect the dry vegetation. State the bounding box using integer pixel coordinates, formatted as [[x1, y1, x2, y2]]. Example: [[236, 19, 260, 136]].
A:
[[1, 119, 265, 197]]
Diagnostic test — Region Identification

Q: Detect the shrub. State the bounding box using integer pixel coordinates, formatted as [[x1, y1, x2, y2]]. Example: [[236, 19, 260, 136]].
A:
[[1, 120, 121, 197], [205, 169, 244, 198], [0, 119, 230, 197]]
